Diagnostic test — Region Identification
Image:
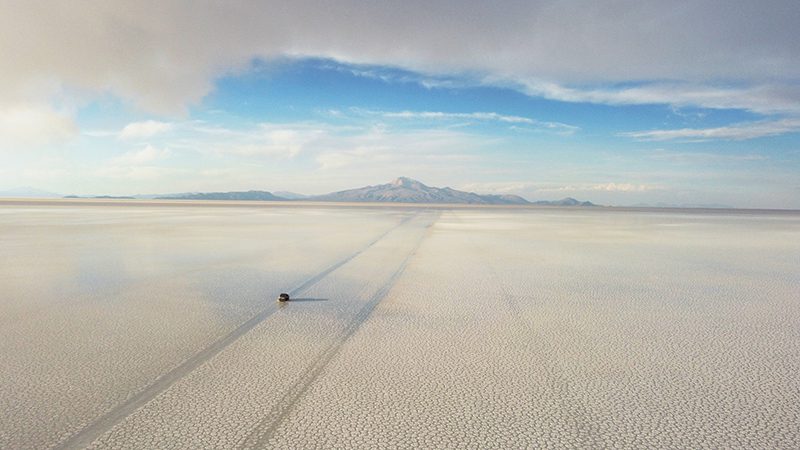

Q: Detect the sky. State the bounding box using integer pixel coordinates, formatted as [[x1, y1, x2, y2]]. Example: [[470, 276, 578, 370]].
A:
[[1, 1, 799, 208]]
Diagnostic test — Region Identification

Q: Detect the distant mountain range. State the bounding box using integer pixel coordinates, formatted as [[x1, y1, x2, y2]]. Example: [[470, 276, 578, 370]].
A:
[[152, 177, 596, 206], [155, 190, 285, 201], [64, 195, 136, 199], [531, 197, 597, 207], [3, 178, 597, 206], [311, 177, 533, 205]]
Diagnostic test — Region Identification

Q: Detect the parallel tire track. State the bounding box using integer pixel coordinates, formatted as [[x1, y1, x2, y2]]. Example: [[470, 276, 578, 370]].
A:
[[55, 213, 418, 450], [239, 212, 440, 449]]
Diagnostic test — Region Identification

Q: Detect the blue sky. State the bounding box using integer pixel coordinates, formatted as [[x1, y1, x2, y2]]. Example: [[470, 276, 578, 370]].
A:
[[1, 1, 799, 208]]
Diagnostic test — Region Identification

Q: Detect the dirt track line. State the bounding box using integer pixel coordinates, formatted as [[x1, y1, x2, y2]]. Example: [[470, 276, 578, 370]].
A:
[[239, 212, 440, 449], [54, 213, 417, 450], [287, 214, 415, 297]]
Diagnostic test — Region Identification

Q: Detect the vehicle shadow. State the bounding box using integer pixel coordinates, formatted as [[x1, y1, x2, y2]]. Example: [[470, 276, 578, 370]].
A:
[[288, 298, 329, 302]]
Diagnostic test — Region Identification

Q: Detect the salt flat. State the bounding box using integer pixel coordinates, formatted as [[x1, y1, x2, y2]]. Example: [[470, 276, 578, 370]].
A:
[[1, 202, 798, 448]]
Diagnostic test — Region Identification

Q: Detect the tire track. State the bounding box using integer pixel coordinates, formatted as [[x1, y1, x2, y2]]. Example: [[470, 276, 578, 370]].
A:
[[3, 235, 345, 332], [55, 213, 418, 450], [3, 210, 407, 331], [285, 212, 413, 297], [238, 211, 440, 449]]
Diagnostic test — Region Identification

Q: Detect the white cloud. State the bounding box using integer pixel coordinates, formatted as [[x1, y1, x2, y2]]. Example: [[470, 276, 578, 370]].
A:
[[382, 110, 535, 124], [458, 181, 540, 194], [0, 104, 77, 148], [515, 80, 800, 115], [647, 150, 768, 163], [91, 144, 173, 185], [1, 1, 798, 115], [111, 144, 170, 165], [118, 120, 174, 140], [587, 183, 654, 192], [94, 165, 182, 181], [536, 183, 657, 193], [347, 109, 579, 135], [313, 127, 483, 171], [316, 148, 383, 171], [21, 166, 70, 182], [454, 181, 658, 199], [166, 118, 491, 170], [204, 124, 328, 159], [621, 118, 800, 141], [82, 130, 117, 138], [88, 143, 174, 185]]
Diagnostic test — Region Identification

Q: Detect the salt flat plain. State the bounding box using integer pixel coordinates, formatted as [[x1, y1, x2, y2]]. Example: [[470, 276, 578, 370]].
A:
[[1, 202, 798, 449]]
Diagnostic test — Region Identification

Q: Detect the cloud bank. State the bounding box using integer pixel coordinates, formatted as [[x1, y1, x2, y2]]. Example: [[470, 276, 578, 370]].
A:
[[2, 0, 799, 115]]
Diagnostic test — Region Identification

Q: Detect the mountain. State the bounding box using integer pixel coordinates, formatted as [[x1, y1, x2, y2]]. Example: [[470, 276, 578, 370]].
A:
[[0, 187, 61, 198], [533, 197, 597, 207], [310, 177, 531, 205], [155, 190, 287, 201]]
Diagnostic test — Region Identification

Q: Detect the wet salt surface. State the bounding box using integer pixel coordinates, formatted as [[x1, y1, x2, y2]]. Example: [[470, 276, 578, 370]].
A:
[[1, 204, 798, 448], [0, 205, 407, 449]]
